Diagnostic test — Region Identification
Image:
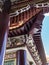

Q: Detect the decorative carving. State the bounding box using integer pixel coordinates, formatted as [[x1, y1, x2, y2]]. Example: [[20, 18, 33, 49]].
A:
[[5, 53, 16, 60], [7, 35, 26, 48], [7, 34, 42, 65]]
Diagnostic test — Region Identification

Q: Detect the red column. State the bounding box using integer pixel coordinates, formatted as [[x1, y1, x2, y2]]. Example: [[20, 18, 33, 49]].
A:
[[0, 12, 10, 65], [0, 0, 11, 65], [16, 50, 27, 65]]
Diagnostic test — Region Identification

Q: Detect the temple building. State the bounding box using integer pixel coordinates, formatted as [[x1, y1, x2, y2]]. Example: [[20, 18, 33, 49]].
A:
[[0, 0, 48, 65]]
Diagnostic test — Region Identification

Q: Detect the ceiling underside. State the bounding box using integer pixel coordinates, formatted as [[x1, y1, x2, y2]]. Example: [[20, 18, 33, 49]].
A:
[[8, 9, 46, 65], [0, 0, 46, 64]]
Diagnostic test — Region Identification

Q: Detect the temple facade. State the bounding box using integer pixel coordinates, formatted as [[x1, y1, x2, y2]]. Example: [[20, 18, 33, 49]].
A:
[[2, 0, 48, 65]]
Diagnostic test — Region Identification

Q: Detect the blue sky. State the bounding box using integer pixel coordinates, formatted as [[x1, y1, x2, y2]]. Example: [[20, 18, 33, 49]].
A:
[[41, 15, 49, 56]]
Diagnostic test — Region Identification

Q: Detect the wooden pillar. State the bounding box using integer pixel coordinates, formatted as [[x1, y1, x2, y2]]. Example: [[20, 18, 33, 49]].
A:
[[0, 12, 10, 65], [0, 0, 11, 65], [16, 50, 27, 65]]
